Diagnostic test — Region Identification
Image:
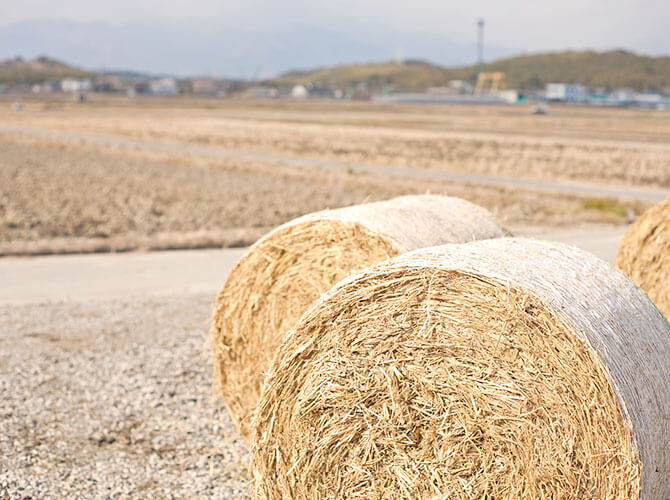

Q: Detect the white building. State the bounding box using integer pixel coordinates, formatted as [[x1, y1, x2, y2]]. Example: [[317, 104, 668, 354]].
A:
[[499, 89, 521, 104], [613, 88, 636, 104], [448, 80, 474, 94], [291, 84, 308, 99], [545, 83, 588, 103], [149, 78, 179, 95], [635, 92, 662, 105], [32, 82, 59, 93], [60, 78, 92, 93], [634, 92, 670, 109]]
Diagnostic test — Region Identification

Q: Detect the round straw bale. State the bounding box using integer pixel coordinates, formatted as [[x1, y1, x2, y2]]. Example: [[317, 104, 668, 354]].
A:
[[212, 195, 508, 440], [253, 238, 670, 499], [617, 198, 669, 320]]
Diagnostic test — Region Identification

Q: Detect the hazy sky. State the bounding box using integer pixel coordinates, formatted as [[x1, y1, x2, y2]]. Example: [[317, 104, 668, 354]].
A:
[[2, 0, 668, 55], [1, 0, 668, 76]]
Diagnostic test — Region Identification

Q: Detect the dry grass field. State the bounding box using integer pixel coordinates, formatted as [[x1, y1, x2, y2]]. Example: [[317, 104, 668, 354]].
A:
[[0, 95, 665, 254]]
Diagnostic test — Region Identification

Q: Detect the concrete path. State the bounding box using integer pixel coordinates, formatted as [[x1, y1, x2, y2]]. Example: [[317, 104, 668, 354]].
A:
[[0, 226, 627, 305], [0, 248, 246, 304], [3, 125, 669, 204], [511, 224, 628, 264]]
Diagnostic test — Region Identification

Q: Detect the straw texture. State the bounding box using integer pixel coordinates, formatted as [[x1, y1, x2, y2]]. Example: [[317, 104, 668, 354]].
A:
[[253, 238, 670, 499], [211, 195, 507, 440], [617, 198, 669, 320]]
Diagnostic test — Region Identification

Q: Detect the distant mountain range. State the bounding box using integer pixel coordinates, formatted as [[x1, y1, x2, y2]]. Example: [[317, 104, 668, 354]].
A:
[[0, 19, 512, 78], [274, 50, 670, 92], [3, 49, 670, 92]]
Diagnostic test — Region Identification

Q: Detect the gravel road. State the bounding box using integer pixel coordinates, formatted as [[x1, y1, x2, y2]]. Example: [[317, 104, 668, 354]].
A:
[[0, 293, 251, 500]]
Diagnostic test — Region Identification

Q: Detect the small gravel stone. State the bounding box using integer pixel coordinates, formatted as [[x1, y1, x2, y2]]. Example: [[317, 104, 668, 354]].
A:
[[0, 293, 250, 499]]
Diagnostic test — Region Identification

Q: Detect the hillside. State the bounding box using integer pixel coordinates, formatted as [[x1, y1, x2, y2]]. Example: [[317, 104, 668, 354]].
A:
[[473, 50, 670, 90], [277, 60, 452, 92], [273, 50, 670, 92], [0, 56, 93, 85]]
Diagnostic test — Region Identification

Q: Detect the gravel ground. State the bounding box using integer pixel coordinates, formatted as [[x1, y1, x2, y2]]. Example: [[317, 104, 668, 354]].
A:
[[0, 293, 251, 499]]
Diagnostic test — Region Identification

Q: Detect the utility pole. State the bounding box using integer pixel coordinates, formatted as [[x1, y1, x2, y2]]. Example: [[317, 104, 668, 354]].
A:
[[477, 19, 484, 76]]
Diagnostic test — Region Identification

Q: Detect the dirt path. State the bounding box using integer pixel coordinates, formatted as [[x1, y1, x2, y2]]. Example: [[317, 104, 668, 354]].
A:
[[2, 124, 669, 204]]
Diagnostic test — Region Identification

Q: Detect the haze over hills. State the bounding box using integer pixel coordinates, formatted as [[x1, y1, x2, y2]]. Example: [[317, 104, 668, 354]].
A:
[[3, 50, 670, 93], [275, 50, 670, 92], [0, 19, 513, 79]]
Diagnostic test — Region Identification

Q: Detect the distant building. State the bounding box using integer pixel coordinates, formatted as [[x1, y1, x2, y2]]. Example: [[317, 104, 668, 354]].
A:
[[93, 75, 123, 93], [31, 81, 60, 93], [60, 78, 92, 93], [234, 86, 278, 98], [545, 83, 588, 103], [589, 88, 612, 106], [633, 92, 670, 109], [191, 79, 213, 94], [308, 84, 335, 98], [447, 80, 474, 94], [192, 78, 234, 97], [149, 78, 179, 95], [613, 88, 636, 105], [291, 84, 308, 99], [427, 86, 460, 96], [499, 89, 524, 104]]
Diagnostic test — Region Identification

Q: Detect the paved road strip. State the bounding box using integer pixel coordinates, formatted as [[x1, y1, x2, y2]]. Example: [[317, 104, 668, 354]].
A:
[[0, 226, 626, 305]]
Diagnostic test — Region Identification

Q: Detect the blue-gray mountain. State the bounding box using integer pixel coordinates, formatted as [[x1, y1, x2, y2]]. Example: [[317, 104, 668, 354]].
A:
[[0, 19, 513, 78]]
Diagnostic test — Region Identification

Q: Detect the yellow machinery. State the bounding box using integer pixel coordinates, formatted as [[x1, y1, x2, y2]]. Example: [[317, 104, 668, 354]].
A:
[[474, 72, 506, 95]]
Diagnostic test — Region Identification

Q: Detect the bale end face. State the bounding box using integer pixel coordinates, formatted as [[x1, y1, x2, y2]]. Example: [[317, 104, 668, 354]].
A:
[[211, 219, 400, 439], [254, 239, 670, 499]]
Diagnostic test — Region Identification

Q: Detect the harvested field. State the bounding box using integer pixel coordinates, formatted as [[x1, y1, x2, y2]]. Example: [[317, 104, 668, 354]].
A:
[[0, 139, 397, 254], [3, 97, 670, 187], [0, 102, 652, 255]]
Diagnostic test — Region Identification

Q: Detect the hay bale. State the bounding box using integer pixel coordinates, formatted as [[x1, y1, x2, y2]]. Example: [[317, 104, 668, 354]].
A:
[[253, 238, 670, 499], [617, 198, 670, 320], [211, 195, 508, 440]]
